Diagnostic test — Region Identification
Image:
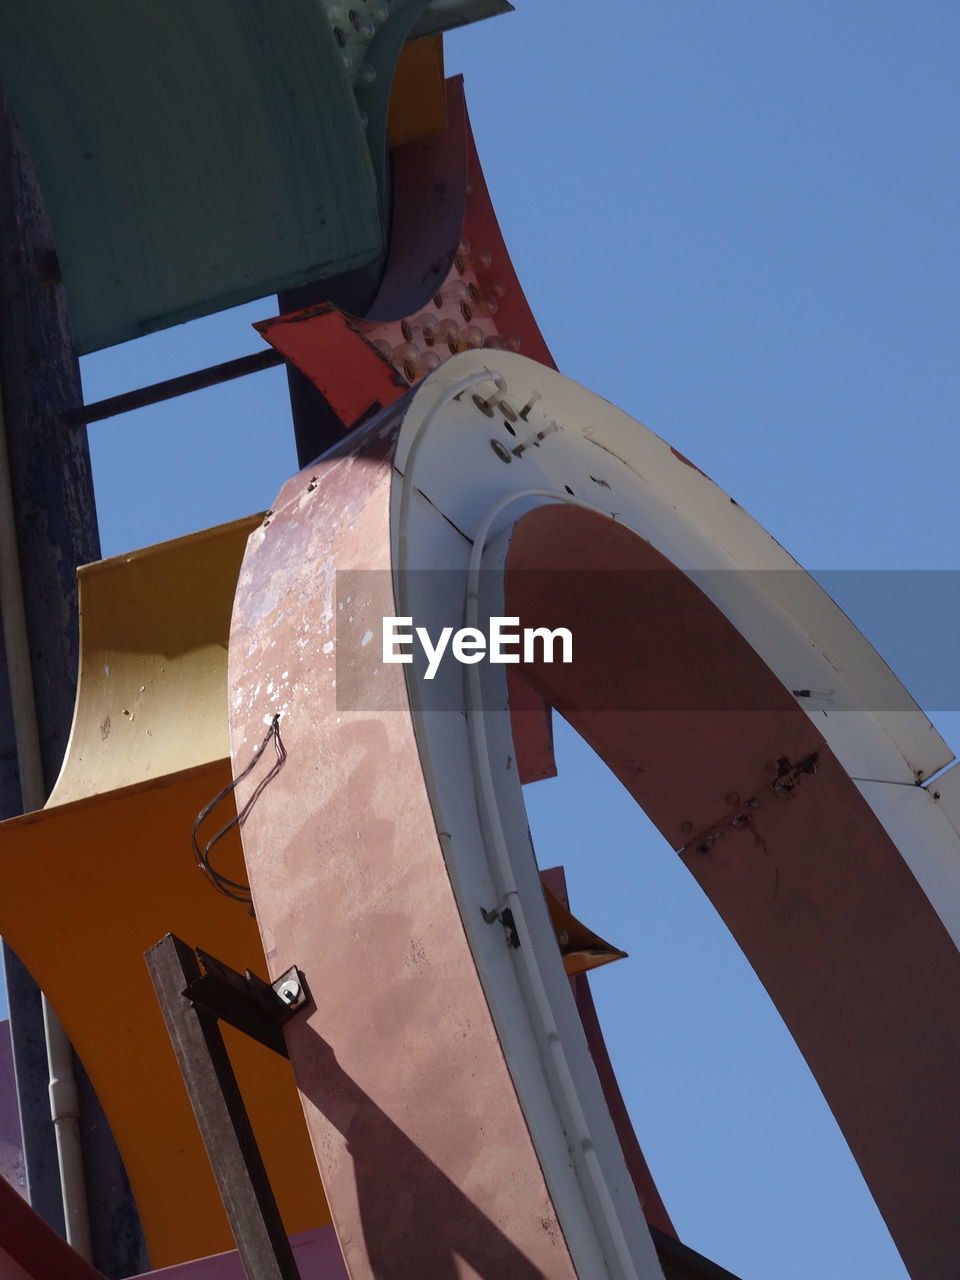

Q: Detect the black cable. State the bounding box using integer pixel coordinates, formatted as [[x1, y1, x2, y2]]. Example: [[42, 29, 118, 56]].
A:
[[192, 714, 287, 904]]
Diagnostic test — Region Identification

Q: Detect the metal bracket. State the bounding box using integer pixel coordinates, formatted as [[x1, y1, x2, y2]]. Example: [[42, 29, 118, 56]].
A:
[[185, 950, 311, 1058]]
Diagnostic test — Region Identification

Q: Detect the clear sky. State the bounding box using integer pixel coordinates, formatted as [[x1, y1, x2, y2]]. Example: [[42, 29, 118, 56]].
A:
[[22, 3, 960, 1278]]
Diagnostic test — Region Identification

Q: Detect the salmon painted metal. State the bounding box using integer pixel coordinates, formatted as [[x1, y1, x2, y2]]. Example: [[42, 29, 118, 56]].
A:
[[228, 399, 585, 1280], [229, 350, 960, 1279]]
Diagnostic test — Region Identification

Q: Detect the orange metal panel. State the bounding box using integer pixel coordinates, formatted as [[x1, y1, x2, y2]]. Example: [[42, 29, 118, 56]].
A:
[[0, 766, 330, 1268], [0, 518, 331, 1266], [387, 36, 447, 148]]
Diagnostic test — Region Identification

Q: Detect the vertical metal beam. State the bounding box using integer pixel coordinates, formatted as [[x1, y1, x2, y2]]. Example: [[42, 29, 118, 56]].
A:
[[0, 88, 146, 1275], [145, 935, 301, 1280]]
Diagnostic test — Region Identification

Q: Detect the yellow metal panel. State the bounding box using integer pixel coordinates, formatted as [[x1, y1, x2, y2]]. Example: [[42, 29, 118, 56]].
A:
[[0, 517, 331, 1265], [0, 763, 330, 1267], [48, 516, 262, 807]]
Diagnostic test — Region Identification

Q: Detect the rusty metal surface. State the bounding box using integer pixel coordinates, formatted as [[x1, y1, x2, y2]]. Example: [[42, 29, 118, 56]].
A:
[[146, 936, 302, 1280], [228, 401, 581, 1280], [507, 502, 960, 1280], [505, 508, 824, 852], [66, 351, 284, 427]]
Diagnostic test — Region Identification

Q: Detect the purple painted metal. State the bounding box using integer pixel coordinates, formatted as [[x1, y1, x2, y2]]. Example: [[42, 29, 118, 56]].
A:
[[0, 1022, 25, 1198], [130, 1228, 347, 1280], [227, 401, 580, 1280], [363, 76, 469, 324]]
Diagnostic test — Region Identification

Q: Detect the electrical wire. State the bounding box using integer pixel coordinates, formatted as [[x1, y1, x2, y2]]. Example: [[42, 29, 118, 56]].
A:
[[192, 713, 286, 904]]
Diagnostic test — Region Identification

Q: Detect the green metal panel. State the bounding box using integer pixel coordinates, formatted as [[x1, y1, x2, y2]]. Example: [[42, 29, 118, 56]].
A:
[[0, 1, 385, 353], [409, 0, 514, 39]]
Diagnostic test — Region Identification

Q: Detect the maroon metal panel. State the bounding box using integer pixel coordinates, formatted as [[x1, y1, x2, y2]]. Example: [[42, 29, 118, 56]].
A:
[[507, 503, 960, 1280], [227, 404, 579, 1280], [509, 669, 557, 783], [0, 1173, 105, 1280]]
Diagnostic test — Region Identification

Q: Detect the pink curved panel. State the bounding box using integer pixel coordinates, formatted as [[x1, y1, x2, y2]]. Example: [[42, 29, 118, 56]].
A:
[[227, 404, 579, 1280], [506, 503, 960, 1280]]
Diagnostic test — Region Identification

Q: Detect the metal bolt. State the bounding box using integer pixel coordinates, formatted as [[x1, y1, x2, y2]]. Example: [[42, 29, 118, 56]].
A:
[[276, 978, 301, 1006], [518, 391, 541, 421]]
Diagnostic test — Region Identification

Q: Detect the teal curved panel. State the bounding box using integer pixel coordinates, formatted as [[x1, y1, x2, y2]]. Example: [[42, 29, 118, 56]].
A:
[[0, 1, 384, 353]]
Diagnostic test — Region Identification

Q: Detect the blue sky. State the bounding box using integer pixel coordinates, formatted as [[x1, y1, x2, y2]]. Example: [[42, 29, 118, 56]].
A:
[[27, 3, 960, 1277]]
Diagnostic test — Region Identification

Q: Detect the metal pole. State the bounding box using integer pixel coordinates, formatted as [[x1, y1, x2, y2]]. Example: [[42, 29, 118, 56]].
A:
[[0, 368, 92, 1261], [0, 316, 93, 1263], [0, 87, 147, 1274]]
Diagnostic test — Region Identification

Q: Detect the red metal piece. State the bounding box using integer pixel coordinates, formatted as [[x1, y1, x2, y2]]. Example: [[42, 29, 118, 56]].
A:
[[255, 306, 406, 433]]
